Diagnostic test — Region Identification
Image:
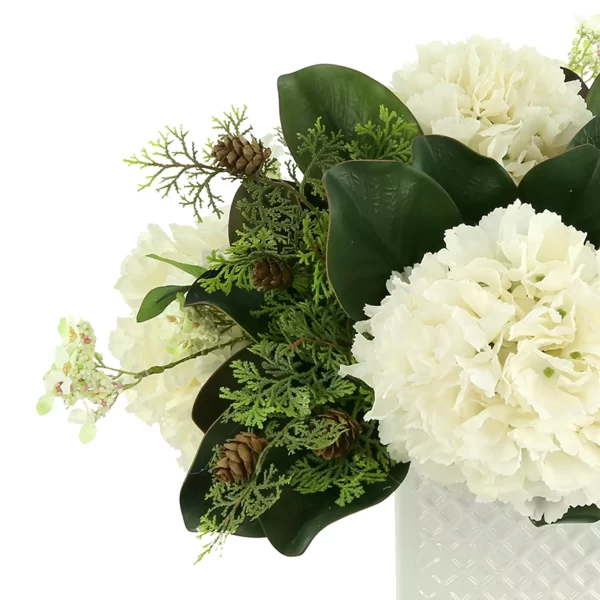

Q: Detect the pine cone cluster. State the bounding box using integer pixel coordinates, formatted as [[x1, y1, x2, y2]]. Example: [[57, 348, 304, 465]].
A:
[[211, 135, 271, 176], [214, 432, 269, 484], [314, 409, 362, 461], [252, 258, 293, 291]]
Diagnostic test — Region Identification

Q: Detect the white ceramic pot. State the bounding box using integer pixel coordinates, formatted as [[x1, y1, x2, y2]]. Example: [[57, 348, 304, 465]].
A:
[[395, 470, 600, 599]]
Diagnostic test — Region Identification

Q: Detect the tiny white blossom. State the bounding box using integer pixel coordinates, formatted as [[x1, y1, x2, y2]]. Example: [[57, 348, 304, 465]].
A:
[[39, 318, 124, 439], [578, 14, 600, 34]]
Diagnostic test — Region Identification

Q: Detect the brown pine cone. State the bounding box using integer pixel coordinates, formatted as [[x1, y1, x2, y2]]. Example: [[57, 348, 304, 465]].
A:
[[252, 258, 293, 291], [314, 409, 362, 461], [214, 432, 269, 484], [211, 135, 271, 176]]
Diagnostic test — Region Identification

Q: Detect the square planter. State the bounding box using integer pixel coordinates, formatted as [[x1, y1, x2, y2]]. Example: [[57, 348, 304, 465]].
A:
[[396, 470, 600, 599]]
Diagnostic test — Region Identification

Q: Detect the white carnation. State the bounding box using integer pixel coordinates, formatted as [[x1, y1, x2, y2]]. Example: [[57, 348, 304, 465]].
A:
[[343, 201, 600, 522], [392, 37, 593, 180], [111, 212, 240, 470]]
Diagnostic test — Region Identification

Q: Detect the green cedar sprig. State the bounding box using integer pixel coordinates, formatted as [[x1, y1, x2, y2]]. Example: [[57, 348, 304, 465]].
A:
[[348, 106, 419, 162], [124, 107, 282, 221], [220, 336, 357, 429], [196, 462, 290, 561], [124, 124, 227, 220], [182, 108, 415, 558]]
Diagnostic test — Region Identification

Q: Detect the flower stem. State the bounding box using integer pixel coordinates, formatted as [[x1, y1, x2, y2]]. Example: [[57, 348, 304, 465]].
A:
[[131, 337, 248, 379], [96, 336, 248, 381]]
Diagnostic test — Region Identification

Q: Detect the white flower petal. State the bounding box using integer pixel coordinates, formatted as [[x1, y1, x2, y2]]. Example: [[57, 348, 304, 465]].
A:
[[36, 394, 55, 416], [79, 421, 97, 444]]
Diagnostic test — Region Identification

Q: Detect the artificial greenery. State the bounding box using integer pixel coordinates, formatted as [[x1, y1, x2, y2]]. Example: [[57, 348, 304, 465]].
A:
[[197, 463, 289, 560], [277, 64, 422, 174], [130, 72, 600, 556], [125, 107, 278, 221], [136, 285, 190, 323], [124, 96, 418, 559]]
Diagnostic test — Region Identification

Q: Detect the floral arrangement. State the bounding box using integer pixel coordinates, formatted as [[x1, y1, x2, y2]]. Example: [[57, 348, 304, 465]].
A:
[[40, 17, 600, 559]]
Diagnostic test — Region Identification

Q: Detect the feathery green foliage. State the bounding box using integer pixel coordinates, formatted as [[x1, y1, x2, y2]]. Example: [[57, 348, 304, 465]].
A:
[[348, 106, 419, 162], [124, 106, 415, 561], [196, 462, 290, 561], [124, 107, 281, 221], [124, 124, 227, 220], [288, 413, 396, 507]]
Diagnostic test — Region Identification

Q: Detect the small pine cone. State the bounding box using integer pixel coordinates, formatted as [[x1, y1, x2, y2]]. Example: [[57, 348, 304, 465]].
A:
[[214, 432, 269, 484], [314, 409, 362, 461], [252, 258, 293, 291], [211, 135, 272, 176]]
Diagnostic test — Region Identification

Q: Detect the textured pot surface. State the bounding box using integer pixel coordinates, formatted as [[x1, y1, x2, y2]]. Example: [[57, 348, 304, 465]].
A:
[[396, 470, 600, 599]]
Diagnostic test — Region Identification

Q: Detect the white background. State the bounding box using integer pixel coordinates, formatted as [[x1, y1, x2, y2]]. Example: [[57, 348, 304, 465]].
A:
[[1, 1, 598, 598]]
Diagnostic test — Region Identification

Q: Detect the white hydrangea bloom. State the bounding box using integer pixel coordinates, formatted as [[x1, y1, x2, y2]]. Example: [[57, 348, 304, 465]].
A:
[[115, 213, 228, 310], [392, 37, 593, 180], [343, 202, 600, 523], [110, 212, 240, 470], [110, 307, 236, 470]]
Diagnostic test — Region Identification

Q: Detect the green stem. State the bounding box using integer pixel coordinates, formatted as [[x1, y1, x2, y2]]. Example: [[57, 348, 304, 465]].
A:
[[272, 179, 318, 213], [133, 337, 247, 379], [96, 362, 138, 377], [97, 336, 248, 381]]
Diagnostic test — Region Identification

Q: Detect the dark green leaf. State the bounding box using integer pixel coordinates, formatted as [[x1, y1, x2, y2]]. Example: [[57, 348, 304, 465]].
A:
[[180, 414, 265, 538], [228, 184, 248, 244], [191, 347, 255, 433], [569, 115, 600, 150], [412, 135, 517, 225], [259, 460, 409, 556], [518, 144, 600, 246], [136, 285, 190, 323], [561, 67, 589, 99], [531, 504, 600, 528], [588, 75, 600, 115], [146, 254, 206, 278], [278, 64, 421, 175], [184, 269, 269, 341], [324, 160, 462, 321]]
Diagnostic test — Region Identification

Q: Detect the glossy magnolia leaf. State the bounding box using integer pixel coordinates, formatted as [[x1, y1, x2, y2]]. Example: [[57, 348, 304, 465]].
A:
[[184, 270, 269, 341], [278, 64, 421, 175], [561, 67, 589, 99], [228, 184, 249, 244], [518, 144, 600, 246], [569, 115, 600, 150], [531, 504, 600, 528], [191, 347, 255, 433], [412, 135, 517, 225], [324, 160, 462, 321], [146, 254, 206, 278], [180, 414, 265, 538], [260, 461, 410, 557], [588, 75, 600, 115], [136, 285, 190, 323]]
